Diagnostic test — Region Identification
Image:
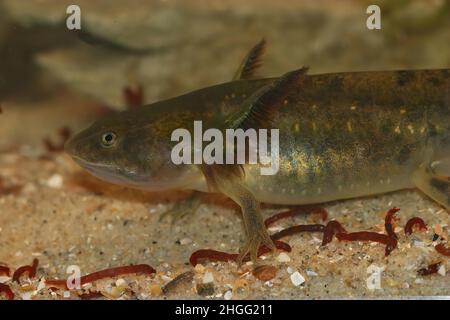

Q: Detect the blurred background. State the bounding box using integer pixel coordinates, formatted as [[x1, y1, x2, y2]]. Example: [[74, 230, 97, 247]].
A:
[[0, 0, 449, 151]]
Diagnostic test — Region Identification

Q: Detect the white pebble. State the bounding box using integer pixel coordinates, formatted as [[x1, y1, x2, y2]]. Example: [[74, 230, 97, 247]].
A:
[[116, 278, 127, 287], [46, 174, 63, 189], [306, 269, 318, 276], [161, 275, 173, 282], [286, 267, 294, 274], [21, 292, 33, 300], [224, 290, 232, 300], [277, 252, 291, 263], [180, 238, 192, 245], [438, 265, 446, 276], [412, 240, 424, 247], [202, 272, 214, 284], [290, 271, 306, 286]]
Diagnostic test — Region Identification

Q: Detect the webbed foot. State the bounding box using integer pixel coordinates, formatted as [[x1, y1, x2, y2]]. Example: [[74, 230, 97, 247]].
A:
[[237, 227, 275, 265]]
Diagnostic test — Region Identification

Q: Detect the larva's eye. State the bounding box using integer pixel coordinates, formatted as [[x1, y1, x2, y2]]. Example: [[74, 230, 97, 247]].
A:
[[101, 132, 117, 147]]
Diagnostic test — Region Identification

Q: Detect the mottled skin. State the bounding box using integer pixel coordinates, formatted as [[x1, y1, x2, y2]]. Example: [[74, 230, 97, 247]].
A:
[[65, 68, 450, 262]]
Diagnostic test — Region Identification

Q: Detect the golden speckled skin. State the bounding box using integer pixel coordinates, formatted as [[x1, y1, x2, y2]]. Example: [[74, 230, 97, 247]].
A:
[[242, 70, 450, 204], [66, 69, 450, 206]]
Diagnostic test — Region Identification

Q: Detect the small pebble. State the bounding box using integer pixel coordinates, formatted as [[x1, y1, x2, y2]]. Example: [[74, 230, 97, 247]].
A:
[[202, 272, 214, 284], [306, 269, 318, 277], [180, 238, 192, 245], [161, 275, 173, 283], [194, 264, 205, 273], [46, 174, 63, 189], [21, 292, 33, 300], [116, 279, 127, 287], [437, 265, 446, 276], [150, 284, 162, 297], [196, 282, 215, 296], [224, 290, 232, 300], [277, 252, 291, 263], [290, 271, 305, 286], [233, 279, 250, 299], [413, 240, 424, 247]]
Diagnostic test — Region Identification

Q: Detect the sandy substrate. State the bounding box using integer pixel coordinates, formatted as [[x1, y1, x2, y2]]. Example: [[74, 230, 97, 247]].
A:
[[0, 149, 448, 300]]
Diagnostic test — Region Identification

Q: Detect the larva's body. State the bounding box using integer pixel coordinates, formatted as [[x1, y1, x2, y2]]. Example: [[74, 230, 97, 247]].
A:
[[66, 60, 450, 262]]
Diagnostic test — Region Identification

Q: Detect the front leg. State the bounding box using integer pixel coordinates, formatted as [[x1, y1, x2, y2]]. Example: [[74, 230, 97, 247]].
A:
[[201, 166, 275, 264], [224, 182, 275, 264]]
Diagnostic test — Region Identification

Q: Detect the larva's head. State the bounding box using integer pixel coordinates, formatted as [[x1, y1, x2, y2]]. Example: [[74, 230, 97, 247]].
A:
[[64, 107, 199, 191]]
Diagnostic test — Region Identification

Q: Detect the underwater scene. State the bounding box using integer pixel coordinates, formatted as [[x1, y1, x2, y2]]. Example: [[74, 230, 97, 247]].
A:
[[0, 0, 449, 302]]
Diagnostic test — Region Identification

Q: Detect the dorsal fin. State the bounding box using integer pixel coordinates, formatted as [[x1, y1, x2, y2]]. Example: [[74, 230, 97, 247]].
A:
[[228, 66, 309, 130], [233, 39, 266, 80]]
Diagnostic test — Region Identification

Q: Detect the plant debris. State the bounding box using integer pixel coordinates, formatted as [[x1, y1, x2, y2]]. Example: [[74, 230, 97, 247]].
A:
[[162, 271, 194, 295]]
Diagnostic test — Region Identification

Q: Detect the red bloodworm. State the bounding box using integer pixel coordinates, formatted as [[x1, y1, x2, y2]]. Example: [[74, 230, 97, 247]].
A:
[[270, 224, 324, 241], [264, 206, 328, 227], [0, 266, 10, 276], [336, 231, 397, 256], [385, 237, 398, 256], [435, 243, 450, 256], [46, 264, 155, 289], [189, 250, 237, 266], [384, 207, 400, 240], [322, 220, 347, 246], [253, 240, 292, 259], [336, 231, 389, 244], [78, 291, 104, 300], [404, 217, 427, 235], [417, 262, 441, 276], [189, 240, 291, 266], [0, 283, 14, 300], [12, 258, 39, 283]]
